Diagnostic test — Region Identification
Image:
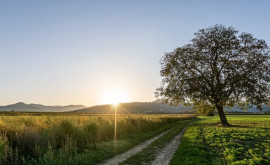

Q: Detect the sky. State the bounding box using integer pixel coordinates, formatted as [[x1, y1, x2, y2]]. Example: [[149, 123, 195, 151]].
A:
[[0, 0, 270, 106]]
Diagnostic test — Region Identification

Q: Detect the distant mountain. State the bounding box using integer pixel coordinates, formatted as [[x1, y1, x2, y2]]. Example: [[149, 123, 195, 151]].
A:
[[74, 101, 192, 114], [226, 105, 270, 113], [2, 101, 268, 114], [75, 100, 270, 114], [0, 102, 86, 112]]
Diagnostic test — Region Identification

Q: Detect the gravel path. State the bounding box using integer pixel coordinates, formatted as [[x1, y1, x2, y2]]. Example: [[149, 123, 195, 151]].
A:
[[151, 126, 188, 165], [99, 129, 170, 165]]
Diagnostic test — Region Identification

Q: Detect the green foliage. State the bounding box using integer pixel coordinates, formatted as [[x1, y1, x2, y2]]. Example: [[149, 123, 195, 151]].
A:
[[193, 101, 215, 116], [170, 115, 270, 165], [156, 24, 270, 125]]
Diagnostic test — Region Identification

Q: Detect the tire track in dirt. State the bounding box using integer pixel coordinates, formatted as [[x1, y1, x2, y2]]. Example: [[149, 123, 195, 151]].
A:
[[150, 126, 189, 165], [99, 129, 170, 165]]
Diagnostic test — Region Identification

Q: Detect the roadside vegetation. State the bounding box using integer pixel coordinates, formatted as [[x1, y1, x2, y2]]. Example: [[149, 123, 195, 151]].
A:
[[170, 115, 270, 165], [0, 113, 195, 165], [120, 118, 199, 165]]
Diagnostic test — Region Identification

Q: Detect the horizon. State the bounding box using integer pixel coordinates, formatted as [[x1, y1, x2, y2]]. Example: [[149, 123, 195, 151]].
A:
[[0, 100, 159, 107], [1, 0, 270, 106]]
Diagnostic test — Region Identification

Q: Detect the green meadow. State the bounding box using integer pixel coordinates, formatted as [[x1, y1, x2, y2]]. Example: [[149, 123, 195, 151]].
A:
[[171, 115, 270, 165]]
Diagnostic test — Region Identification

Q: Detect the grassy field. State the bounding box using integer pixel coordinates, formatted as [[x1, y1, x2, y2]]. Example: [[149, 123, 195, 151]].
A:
[[171, 115, 270, 165], [1, 113, 268, 165], [0, 113, 195, 165]]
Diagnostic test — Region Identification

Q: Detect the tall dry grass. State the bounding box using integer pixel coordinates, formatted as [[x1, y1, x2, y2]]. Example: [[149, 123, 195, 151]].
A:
[[0, 114, 194, 164]]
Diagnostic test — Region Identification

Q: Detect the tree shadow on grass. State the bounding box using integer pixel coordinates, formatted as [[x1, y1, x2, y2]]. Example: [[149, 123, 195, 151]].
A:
[[228, 124, 253, 128], [212, 123, 254, 128], [200, 122, 253, 128]]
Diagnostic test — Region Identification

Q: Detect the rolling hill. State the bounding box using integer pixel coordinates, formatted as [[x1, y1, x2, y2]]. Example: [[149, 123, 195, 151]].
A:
[[1, 101, 269, 114], [74, 101, 191, 114], [226, 104, 270, 113], [0, 102, 86, 112], [75, 100, 270, 114]]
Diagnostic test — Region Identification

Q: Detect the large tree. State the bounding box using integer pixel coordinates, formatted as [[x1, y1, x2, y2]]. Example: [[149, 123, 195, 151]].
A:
[[156, 25, 270, 126]]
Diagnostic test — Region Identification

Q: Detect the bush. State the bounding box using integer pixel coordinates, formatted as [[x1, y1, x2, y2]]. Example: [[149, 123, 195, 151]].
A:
[[193, 102, 215, 116]]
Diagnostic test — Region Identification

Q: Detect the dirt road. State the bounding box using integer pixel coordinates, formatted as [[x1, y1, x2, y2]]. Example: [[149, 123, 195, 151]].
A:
[[151, 126, 188, 165], [99, 129, 170, 165]]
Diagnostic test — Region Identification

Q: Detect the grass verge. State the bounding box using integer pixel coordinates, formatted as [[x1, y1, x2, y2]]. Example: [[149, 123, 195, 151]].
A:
[[120, 118, 200, 165]]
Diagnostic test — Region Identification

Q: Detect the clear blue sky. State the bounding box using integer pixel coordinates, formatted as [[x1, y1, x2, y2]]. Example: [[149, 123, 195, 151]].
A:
[[1, 0, 269, 106]]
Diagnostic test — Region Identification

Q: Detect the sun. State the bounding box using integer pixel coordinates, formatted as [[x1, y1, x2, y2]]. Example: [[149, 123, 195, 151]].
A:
[[103, 89, 129, 105]]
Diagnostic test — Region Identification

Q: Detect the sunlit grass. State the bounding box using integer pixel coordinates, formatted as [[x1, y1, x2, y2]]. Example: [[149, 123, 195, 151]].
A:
[[0, 113, 195, 165], [170, 115, 270, 165]]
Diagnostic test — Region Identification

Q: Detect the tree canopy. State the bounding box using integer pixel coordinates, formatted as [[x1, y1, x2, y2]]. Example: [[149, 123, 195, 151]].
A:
[[156, 25, 270, 126]]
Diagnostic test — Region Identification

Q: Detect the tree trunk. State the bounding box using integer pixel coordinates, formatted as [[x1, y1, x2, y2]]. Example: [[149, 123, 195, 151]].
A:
[[216, 104, 230, 126]]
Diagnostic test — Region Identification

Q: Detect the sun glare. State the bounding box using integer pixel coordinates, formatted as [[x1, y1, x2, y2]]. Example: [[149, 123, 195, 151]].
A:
[[103, 89, 129, 105]]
